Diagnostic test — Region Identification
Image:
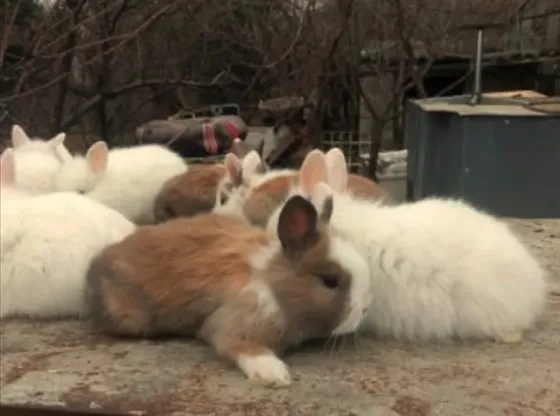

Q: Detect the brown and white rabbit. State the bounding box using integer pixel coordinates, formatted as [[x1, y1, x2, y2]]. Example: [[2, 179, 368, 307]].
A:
[[86, 180, 371, 387], [154, 163, 226, 222]]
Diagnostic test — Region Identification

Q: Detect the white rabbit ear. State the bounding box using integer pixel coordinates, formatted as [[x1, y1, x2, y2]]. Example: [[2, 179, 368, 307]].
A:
[[311, 182, 334, 224], [241, 150, 266, 183], [48, 133, 65, 148], [49, 133, 72, 162], [0, 148, 16, 186], [11, 125, 31, 148], [223, 152, 242, 186], [298, 149, 328, 198], [324, 148, 348, 193], [85, 141, 108, 175]]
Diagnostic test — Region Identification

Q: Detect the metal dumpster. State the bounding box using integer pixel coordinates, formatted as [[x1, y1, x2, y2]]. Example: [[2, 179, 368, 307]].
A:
[[405, 92, 560, 218]]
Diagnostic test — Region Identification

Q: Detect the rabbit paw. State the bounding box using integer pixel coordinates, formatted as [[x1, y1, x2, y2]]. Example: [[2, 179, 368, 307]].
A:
[[495, 331, 523, 344], [237, 353, 292, 388]]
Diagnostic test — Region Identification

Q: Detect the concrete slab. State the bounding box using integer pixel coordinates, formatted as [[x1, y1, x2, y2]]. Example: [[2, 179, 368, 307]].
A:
[[1, 219, 559, 416]]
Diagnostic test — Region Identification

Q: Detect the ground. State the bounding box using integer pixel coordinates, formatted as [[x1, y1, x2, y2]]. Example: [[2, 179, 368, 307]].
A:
[[1, 219, 559, 416]]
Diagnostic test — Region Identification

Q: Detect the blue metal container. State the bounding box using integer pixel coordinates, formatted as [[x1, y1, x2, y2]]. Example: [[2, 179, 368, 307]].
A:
[[405, 94, 560, 218]]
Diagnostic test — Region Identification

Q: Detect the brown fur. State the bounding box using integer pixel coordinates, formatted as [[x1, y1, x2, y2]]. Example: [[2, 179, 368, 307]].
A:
[[243, 174, 296, 227], [242, 170, 388, 228], [154, 164, 226, 222], [86, 197, 351, 376], [347, 173, 390, 200]]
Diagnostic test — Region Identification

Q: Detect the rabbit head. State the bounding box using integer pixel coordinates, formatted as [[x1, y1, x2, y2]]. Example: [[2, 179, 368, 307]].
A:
[[257, 187, 371, 337], [11, 124, 72, 162], [212, 149, 267, 219], [154, 163, 227, 222], [54, 141, 108, 194], [0, 148, 30, 200]]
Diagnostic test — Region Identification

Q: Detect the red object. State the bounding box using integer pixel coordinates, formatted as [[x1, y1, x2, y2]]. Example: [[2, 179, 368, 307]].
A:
[[201, 121, 218, 155], [223, 119, 239, 139]]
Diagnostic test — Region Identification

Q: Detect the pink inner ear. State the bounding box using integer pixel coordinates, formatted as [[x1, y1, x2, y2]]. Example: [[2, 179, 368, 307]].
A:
[[87, 142, 108, 175], [299, 150, 327, 197]]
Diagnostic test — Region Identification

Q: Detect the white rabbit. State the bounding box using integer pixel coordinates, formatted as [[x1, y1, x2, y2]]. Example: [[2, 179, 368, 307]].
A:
[[0, 156, 136, 318], [54, 141, 188, 224], [11, 151, 62, 195], [268, 149, 547, 343], [11, 124, 73, 162]]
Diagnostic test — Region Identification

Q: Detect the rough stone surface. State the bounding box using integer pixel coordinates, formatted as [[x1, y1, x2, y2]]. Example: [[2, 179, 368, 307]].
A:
[[1, 219, 559, 416]]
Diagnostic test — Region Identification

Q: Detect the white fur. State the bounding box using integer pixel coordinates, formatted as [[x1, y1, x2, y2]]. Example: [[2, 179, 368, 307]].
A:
[[267, 148, 547, 342], [12, 151, 63, 195], [329, 236, 372, 335], [241, 277, 281, 320], [329, 195, 548, 342], [236, 353, 292, 387], [212, 179, 250, 220], [0, 192, 135, 319], [213, 169, 295, 221], [54, 144, 188, 224], [11, 124, 72, 162], [212, 148, 294, 221]]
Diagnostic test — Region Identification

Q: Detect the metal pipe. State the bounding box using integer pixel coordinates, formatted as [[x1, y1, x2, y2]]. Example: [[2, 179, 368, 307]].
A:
[[470, 29, 484, 105]]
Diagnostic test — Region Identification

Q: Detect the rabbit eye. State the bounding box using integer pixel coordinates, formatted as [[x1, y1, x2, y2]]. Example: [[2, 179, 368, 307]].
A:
[[219, 192, 229, 205], [317, 274, 339, 289]]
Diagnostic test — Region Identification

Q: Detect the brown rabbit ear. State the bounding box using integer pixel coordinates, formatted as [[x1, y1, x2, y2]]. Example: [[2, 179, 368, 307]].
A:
[[299, 149, 328, 198], [224, 153, 242, 186], [277, 195, 319, 257]]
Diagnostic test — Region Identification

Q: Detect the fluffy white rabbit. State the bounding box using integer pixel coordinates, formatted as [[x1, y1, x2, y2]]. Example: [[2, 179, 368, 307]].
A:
[[54, 141, 188, 224], [11, 151, 63, 195], [268, 149, 548, 343], [0, 152, 136, 319], [11, 124, 73, 162]]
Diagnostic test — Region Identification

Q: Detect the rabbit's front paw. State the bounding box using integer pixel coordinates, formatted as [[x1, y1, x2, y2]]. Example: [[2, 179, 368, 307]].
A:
[[237, 353, 292, 387]]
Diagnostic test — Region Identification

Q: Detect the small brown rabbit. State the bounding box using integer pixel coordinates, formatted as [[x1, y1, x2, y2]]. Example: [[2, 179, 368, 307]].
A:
[[86, 179, 371, 387], [154, 163, 226, 222]]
